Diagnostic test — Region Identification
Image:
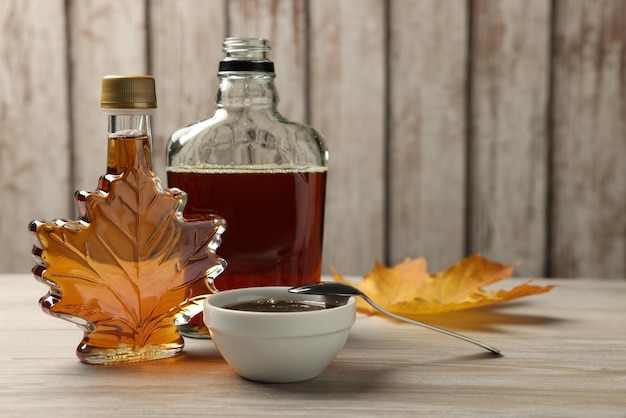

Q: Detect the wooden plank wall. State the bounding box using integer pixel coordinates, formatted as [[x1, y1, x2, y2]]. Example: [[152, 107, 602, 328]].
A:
[[1, 0, 624, 279]]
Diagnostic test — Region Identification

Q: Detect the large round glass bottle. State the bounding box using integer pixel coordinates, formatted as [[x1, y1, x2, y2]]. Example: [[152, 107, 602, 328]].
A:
[[166, 38, 328, 337]]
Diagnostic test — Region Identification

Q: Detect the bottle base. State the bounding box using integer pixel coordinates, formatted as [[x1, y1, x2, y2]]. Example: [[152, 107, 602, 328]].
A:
[[76, 339, 184, 365], [178, 323, 212, 339]]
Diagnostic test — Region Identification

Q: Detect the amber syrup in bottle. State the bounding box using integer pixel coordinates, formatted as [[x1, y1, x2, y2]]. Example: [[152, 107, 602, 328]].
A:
[[29, 75, 225, 364], [167, 38, 328, 337]]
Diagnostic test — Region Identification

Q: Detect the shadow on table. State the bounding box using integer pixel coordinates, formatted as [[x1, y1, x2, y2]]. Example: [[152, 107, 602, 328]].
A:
[[245, 360, 401, 396], [361, 301, 568, 332]]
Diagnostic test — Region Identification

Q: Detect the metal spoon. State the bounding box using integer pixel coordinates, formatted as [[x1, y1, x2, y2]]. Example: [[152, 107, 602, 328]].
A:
[[289, 282, 501, 355]]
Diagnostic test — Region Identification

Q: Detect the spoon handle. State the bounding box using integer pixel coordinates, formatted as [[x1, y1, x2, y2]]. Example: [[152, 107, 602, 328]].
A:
[[361, 295, 501, 355]]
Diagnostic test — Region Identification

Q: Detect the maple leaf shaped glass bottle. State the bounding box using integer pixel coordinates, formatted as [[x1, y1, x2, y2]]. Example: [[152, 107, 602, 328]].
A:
[[167, 38, 329, 337], [29, 75, 226, 364]]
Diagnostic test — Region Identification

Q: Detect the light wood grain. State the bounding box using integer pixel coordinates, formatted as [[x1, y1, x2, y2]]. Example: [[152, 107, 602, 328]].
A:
[[228, 0, 307, 123], [551, 0, 626, 278], [388, 0, 468, 273], [469, 0, 551, 277], [69, 0, 148, 192], [310, 0, 386, 275], [0, 0, 70, 273], [149, 0, 226, 180], [0, 0, 624, 279], [2, 274, 626, 416]]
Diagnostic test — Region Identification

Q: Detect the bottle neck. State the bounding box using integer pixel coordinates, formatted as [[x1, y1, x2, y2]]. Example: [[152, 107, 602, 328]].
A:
[[105, 112, 154, 175], [216, 72, 279, 110]]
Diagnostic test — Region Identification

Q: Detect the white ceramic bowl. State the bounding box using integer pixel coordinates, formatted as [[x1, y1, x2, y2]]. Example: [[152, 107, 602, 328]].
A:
[[203, 286, 356, 383]]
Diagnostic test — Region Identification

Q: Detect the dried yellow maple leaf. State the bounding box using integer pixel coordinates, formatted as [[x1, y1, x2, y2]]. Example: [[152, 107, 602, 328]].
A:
[[333, 254, 554, 315]]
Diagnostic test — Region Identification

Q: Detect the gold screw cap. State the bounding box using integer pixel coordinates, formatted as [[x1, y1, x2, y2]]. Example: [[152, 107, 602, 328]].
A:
[[101, 75, 157, 109]]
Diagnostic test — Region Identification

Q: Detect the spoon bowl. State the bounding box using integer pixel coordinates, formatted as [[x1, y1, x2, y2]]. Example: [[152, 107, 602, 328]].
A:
[[289, 282, 501, 355]]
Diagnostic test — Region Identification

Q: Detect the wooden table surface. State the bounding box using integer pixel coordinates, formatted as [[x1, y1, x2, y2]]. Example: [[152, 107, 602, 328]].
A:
[[1, 274, 625, 417]]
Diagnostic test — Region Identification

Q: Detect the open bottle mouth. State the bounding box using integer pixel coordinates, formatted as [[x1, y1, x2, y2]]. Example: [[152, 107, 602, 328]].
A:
[[219, 37, 275, 73]]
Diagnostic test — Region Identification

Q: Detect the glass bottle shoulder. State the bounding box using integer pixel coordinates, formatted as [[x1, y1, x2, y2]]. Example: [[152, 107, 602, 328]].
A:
[[167, 109, 328, 172]]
